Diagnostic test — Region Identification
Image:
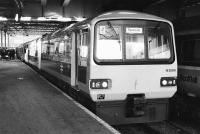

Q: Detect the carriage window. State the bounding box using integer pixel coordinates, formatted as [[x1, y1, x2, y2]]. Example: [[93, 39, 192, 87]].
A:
[[54, 42, 59, 55], [29, 41, 37, 57], [59, 42, 65, 54], [193, 40, 200, 60], [182, 40, 200, 62], [65, 34, 72, 59]]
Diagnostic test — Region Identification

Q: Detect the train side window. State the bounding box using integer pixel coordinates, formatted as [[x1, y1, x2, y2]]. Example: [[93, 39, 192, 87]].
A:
[[29, 41, 37, 57], [64, 33, 72, 62], [182, 40, 195, 61], [48, 42, 55, 55], [80, 31, 89, 58], [193, 40, 200, 61], [183, 40, 200, 63], [59, 41, 65, 54], [41, 42, 48, 59], [54, 42, 59, 55]]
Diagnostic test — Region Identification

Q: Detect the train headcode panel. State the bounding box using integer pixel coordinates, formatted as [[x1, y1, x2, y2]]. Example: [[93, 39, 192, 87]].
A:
[[16, 10, 177, 125]]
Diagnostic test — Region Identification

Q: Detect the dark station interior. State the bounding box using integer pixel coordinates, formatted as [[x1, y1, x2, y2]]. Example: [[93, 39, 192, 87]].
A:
[[0, 0, 200, 134]]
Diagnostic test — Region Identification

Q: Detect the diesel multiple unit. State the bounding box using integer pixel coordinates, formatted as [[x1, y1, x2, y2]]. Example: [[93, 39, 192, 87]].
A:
[[16, 11, 177, 125]]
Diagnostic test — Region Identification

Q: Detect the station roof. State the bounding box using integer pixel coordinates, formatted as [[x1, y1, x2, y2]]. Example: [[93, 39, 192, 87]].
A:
[[0, 0, 199, 36]]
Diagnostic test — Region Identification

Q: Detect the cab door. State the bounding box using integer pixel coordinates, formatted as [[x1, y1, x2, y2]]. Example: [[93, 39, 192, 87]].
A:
[[71, 32, 77, 87], [76, 29, 89, 92]]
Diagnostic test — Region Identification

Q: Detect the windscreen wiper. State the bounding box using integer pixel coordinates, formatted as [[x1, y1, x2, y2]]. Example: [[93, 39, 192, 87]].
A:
[[107, 21, 121, 50], [107, 21, 119, 40]]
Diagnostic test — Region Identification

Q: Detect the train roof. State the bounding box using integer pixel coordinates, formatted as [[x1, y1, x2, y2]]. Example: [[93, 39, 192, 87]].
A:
[[68, 10, 172, 30], [92, 10, 169, 22], [44, 10, 173, 39]]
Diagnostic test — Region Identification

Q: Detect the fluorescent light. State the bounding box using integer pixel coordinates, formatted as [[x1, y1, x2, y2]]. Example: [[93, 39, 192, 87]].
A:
[[15, 14, 19, 21], [75, 17, 86, 21], [0, 17, 7, 21], [20, 17, 31, 21], [37, 17, 46, 21], [37, 17, 71, 22], [57, 17, 71, 22]]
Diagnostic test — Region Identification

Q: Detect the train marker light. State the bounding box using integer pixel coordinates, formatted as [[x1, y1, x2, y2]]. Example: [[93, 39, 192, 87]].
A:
[[160, 77, 176, 87], [90, 79, 111, 89]]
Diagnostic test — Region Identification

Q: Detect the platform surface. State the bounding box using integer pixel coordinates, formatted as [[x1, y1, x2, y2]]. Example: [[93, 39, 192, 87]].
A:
[[0, 60, 118, 134]]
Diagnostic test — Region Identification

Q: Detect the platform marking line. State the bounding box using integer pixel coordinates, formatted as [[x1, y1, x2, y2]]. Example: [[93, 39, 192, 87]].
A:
[[26, 64, 121, 134]]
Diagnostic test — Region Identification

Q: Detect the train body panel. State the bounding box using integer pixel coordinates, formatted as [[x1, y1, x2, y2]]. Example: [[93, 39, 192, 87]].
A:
[[89, 64, 177, 101], [40, 60, 71, 83]]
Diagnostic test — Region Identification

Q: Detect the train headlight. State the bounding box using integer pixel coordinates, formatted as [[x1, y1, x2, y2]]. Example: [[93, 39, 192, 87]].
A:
[[162, 80, 167, 86], [160, 77, 177, 87], [90, 79, 111, 89]]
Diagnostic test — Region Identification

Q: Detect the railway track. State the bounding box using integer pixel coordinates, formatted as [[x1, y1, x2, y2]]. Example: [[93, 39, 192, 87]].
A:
[[115, 121, 198, 134]]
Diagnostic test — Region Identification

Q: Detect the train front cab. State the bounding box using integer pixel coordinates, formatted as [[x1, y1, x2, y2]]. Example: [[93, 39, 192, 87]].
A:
[[80, 19, 177, 125]]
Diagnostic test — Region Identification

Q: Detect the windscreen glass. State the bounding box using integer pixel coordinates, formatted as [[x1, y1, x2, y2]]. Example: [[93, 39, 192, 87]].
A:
[[95, 20, 173, 64]]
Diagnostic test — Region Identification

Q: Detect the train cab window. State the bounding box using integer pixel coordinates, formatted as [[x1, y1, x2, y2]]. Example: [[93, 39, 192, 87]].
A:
[[125, 30, 145, 59], [95, 20, 174, 64], [96, 22, 122, 60], [147, 24, 171, 59]]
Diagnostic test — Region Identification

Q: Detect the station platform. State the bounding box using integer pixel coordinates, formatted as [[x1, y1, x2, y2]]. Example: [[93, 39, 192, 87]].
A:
[[0, 60, 119, 134]]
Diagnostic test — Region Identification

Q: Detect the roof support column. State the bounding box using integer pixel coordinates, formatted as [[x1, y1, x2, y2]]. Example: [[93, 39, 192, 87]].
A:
[[4, 31, 6, 48], [7, 34, 9, 48], [1, 30, 3, 47], [62, 0, 71, 6], [41, 0, 47, 17]]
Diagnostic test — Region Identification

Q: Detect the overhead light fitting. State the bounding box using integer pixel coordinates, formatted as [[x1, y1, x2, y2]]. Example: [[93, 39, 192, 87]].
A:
[[0, 17, 7, 21], [15, 14, 19, 21], [37, 17, 71, 22], [20, 17, 31, 21], [63, 0, 71, 6], [37, 17, 46, 21], [57, 17, 71, 22], [75, 17, 86, 22]]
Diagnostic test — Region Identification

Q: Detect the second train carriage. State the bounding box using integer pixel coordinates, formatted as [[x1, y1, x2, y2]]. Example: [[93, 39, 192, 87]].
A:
[[176, 33, 200, 98], [17, 10, 177, 125]]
